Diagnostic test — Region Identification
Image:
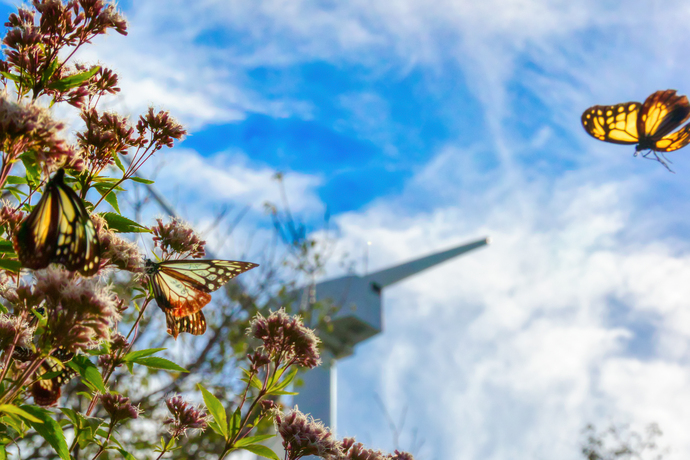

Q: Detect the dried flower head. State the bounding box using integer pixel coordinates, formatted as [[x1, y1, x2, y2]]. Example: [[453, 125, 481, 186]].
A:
[[164, 395, 208, 437], [340, 439, 386, 460], [34, 266, 119, 352], [151, 217, 205, 259], [101, 392, 140, 423], [78, 108, 140, 175], [0, 282, 44, 314], [249, 309, 321, 369], [388, 451, 414, 460], [137, 108, 186, 150], [274, 407, 342, 460], [259, 399, 276, 414], [92, 214, 143, 272], [247, 350, 271, 372], [97, 332, 129, 370], [0, 314, 33, 351], [0, 95, 82, 172]]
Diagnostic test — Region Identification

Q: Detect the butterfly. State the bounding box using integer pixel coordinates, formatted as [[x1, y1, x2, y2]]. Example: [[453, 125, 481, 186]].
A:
[[14, 346, 76, 406], [145, 259, 258, 339], [581, 89, 690, 170], [14, 168, 101, 276]]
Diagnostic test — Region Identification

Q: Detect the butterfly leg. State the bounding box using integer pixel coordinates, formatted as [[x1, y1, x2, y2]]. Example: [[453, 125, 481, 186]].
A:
[[640, 150, 675, 173]]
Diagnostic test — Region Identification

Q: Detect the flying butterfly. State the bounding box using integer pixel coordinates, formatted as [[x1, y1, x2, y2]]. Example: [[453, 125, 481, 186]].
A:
[[145, 259, 258, 339], [581, 89, 690, 170], [14, 168, 101, 276]]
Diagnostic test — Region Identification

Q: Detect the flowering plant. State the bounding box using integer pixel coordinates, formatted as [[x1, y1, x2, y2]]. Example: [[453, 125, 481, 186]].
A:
[[0, 2, 415, 459]]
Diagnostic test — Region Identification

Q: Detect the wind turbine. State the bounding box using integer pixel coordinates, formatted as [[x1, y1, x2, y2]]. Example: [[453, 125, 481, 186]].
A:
[[292, 237, 490, 432]]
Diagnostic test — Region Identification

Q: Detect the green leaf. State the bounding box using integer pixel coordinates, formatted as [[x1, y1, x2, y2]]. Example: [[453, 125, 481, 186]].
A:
[[117, 448, 138, 460], [267, 390, 298, 396], [129, 176, 155, 185], [112, 154, 126, 174], [41, 58, 60, 85], [0, 71, 19, 83], [228, 407, 241, 438], [5, 176, 27, 185], [198, 384, 228, 439], [239, 444, 280, 460], [99, 212, 150, 233], [70, 355, 106, 393], [132, 357, 188, 373], [19, 406, 70, 460], [235, 434, 275, 447], [0, 240, 14, 253], [98, 188, 120, 213], [0, 259, 21, 273], [59, 407, 80, 427], [208, 420, 224, 437], [46, 66, 99, 91], [20, 152, 40, 187], [0, 404, 42, 423], [123, 348, 166, 362], [271, 367, 298, 392]]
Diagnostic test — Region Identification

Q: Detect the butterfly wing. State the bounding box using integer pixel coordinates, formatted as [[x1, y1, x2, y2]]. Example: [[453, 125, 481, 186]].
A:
[[581, 102, 641, 145], [165, 310, 207, 339], [30, 356, 77, 406], [639, 89, 690, 141], [150, 268, 212, 318], [152, 260, 258, 318], [15, 169, 101, 276]]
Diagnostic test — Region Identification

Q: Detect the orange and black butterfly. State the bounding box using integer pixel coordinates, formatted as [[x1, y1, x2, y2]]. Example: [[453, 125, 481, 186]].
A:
[[14, 169, 101, 276], [581, 89, 690, 170], [145, 259, 258, 339], [14, 346, 76, 406]]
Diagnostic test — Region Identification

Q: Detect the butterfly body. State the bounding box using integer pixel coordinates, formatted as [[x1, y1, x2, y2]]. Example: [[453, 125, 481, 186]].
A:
[[14, 169, 100, 276], [581, 90, 690, 168], [145, 258, 258, 338]]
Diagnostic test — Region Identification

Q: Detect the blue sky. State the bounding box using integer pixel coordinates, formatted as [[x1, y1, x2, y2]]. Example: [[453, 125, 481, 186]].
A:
[[6, 0, 690, 459]]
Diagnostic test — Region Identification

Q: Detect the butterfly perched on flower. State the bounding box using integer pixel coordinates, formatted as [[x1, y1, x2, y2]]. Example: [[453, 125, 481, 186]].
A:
[[145, 259, 258, 338], [14, 168, 101, 276], [14, 346, 76, 406], [581, 89, 690, 170]]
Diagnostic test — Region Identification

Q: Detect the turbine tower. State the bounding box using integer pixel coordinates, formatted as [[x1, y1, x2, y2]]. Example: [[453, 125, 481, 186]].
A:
[[293, 237, 490, 432]]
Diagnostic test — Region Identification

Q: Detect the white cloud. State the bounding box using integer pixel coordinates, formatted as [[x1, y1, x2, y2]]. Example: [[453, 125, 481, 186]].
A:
[[328, 144, 690, 459]]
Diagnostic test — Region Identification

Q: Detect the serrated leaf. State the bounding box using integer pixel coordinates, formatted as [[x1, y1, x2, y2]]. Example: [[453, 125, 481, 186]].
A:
[[70, 355, 106, 393], [235, 434, 275, 447], [0, 405, 42, 423], [130, 176, 154, 185], [59, 407, 80, 427], [123, 348, 165, 362], [46, 66, 99, 91], [198, 384, 227, 439], [99, 212, 150, 233], [132, 357, 187, 372], [99, 188, 120, 213], [239, 444, 280, 460], [0, 259, 21, 272], [19, 406, 70, 460]]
